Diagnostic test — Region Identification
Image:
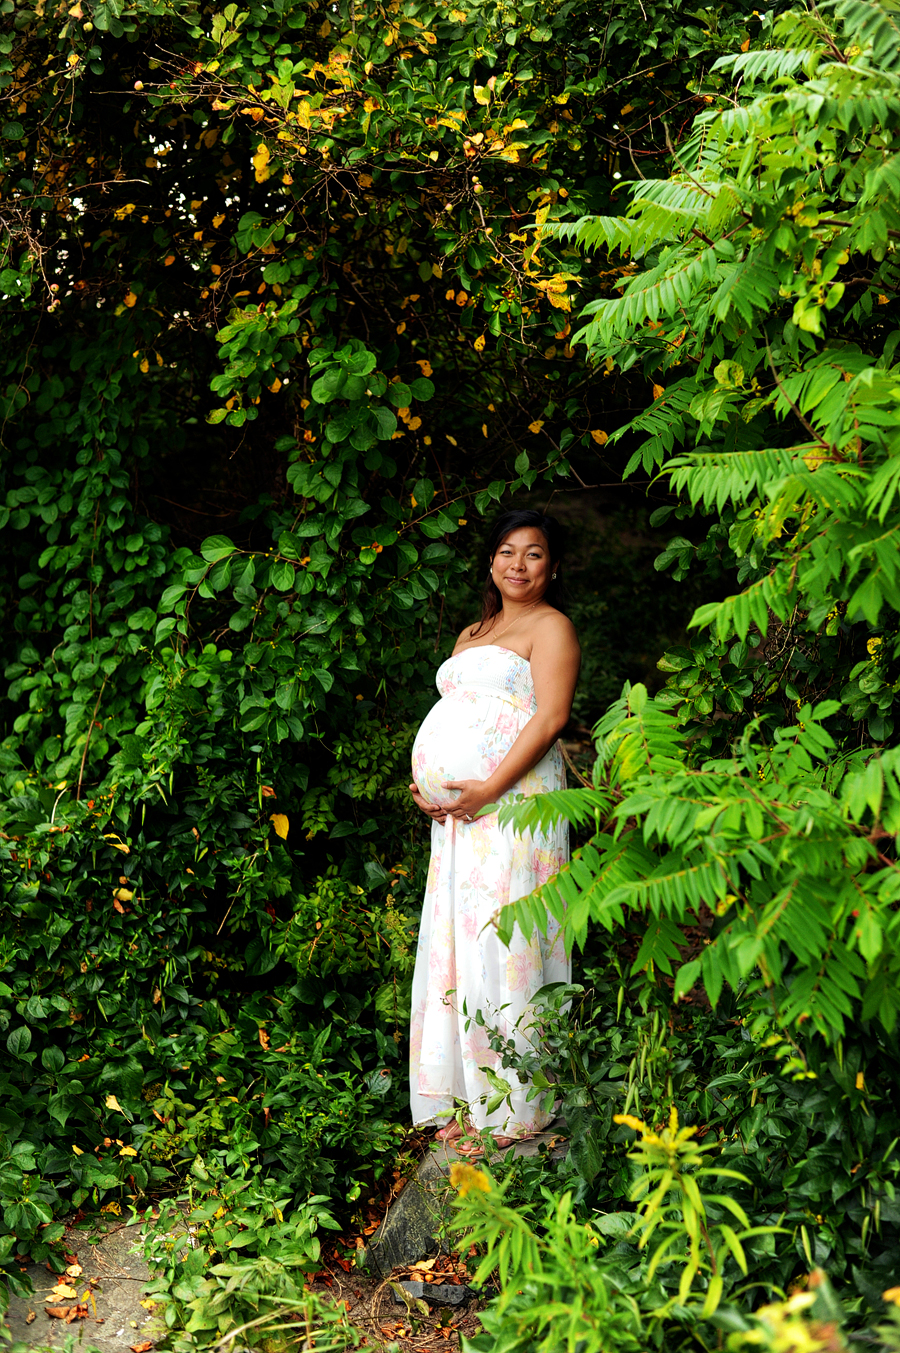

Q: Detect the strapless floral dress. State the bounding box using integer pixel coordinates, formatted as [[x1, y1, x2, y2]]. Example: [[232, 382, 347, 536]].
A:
[[408, 645, 570, 1136]]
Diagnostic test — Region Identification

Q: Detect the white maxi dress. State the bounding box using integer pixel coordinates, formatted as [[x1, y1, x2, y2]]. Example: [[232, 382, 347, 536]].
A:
[[408, 644, 570, 1136]]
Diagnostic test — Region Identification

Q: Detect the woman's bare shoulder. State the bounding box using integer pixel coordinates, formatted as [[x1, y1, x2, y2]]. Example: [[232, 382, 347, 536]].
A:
[[533, 608, 580, 650]]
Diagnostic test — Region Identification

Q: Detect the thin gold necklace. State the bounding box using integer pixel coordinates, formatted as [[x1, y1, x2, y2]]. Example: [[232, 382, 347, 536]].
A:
[[483, 601, 541, 646]]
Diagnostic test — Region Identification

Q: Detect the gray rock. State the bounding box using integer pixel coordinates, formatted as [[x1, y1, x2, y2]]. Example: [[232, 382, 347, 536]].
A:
[[365, 1122, 568, 1277], [366, 1152, 454, 1277], [392, 1279, 470, 1308]]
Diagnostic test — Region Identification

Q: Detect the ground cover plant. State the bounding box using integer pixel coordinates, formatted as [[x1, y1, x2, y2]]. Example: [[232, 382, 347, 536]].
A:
[[3, 0, 900, 1345]]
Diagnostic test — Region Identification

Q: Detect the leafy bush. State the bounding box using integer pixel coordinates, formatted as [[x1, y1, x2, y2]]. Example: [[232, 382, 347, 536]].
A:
[[449, 1142, 900, 1353]]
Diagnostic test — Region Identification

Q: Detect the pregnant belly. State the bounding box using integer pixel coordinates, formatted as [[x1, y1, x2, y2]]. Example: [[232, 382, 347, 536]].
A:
[[412, 699, 512, 808]]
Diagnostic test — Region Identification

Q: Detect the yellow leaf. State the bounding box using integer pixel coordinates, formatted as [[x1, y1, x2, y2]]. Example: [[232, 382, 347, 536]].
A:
[[269, 378, 282, 393], [203, 129, 219, 149], [856, 1071, 865, 1090], [123, 291, 137, 308], [252, 144, 271, 183], [318, 17, 331, 35], [119, 1145, 138, 1157], [590, 430, 608, 445], [67, 52, 80, 65], [620, 103, 634, 115], [396, 321, 406, 334], [140, 359, 149, 374], [359, 173, 373, 188], [416, 359, 433, 377], [473, 334, 485, 351], [114, 888, 134, 902], [51, 1285, 78, 1300], [653, 384, 665, 399], [482, 424, 488, 436], [270, 813, 289, 840], [408, 416, 422, 431], [105, 1094, 125, 1114], [103, 833, 130, 853], [411, 493, 418, 507], [164, 255, 175, 267], [740, 36, 750, 50], [296, 101, 312, 130], [450, 7, 467, 18], [446, 435, 458, 446], [528, 420, 544, 434], [71, 1144, 84, 1156], [212, 213, 225, 228]]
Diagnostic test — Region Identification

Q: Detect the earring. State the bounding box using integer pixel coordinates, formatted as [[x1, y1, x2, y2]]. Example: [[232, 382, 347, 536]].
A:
[[551, 572, 557, 580]]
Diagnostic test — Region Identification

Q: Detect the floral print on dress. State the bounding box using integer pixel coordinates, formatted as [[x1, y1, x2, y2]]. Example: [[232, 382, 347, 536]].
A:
[[409, 645, 570, 1137]]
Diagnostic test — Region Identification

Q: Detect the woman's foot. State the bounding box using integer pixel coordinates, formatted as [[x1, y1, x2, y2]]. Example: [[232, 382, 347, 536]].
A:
[[435, 1120, 465, 1143]]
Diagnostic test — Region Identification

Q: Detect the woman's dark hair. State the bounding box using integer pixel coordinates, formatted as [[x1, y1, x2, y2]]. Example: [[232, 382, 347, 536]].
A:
[[469, 509, 568, 638]]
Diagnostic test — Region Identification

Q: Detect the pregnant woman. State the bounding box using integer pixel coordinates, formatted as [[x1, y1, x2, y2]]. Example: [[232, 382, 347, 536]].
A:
[[408, 509, 580, 1153]]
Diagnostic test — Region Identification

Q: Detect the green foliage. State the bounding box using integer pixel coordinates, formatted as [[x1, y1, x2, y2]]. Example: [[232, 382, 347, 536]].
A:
[[4, 0, 888, 1336], [143, 1163, 343, 1350], [449, 1132, 897, 1353], [466, 950, 900, 1307], [556, 0, 900, 650]]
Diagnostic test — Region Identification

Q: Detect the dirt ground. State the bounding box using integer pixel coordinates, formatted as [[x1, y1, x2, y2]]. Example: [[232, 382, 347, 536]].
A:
[[306, 1247, 489, 1350], [3, 1219, 489, 1353]]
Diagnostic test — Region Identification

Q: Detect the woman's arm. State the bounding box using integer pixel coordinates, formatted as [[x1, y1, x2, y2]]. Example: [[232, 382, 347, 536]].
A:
[[442, 612, 580, 820]]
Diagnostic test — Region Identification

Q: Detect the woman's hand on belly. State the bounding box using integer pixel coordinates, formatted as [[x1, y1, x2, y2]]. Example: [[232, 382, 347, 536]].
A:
[[441, 779, 495, 823], [409, 782, 447, 825]]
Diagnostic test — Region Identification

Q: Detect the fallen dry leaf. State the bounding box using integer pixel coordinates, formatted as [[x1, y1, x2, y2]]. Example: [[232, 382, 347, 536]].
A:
[[25, 1311, 36, 1325], [50, 1283, 79, 1300], [130, 1340, 155, 1351], [65, 1263, 83, 1278], [45, 1304, 89, 1322]]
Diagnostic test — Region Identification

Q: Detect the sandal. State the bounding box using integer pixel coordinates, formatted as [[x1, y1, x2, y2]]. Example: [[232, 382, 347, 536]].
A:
[[454, 1132, 519, 1159]]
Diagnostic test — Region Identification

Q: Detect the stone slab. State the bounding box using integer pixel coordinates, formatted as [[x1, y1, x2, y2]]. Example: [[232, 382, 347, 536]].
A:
[[5, 1220, 163, 1353]]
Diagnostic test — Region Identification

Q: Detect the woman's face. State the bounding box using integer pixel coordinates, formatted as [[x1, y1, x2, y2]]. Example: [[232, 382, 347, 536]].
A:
[[490, 528, 554, 605]]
